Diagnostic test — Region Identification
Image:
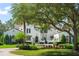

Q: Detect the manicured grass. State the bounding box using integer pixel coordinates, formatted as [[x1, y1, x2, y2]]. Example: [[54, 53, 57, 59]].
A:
[[0, 44, 16, 48], [11, 49, 79, 56]]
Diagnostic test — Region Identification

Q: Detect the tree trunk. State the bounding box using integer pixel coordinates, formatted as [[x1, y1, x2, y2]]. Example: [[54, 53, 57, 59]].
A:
[[73, 28, 78, 51], [23, 20, 26, 46], [23, 20, 26, 34]]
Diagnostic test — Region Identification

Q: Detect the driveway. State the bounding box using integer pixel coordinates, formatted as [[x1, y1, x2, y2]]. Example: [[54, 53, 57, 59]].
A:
[[0, 48, 21, 56]]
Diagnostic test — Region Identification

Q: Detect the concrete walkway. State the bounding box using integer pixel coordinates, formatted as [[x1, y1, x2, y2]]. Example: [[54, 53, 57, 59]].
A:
[[0, 48, 21, 56]]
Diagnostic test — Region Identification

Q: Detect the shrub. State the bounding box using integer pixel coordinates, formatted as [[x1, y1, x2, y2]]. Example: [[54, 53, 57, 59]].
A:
[[26, 41, 32, 44], [61, 44, 73, 49], [39, 42, 44, 44], [58, 44, 73, 49], [14, 32, 26, 44], [48, 42, 53, 44], [61, 35, 66, 44], [19, 44, 30, 50], [30, 45, 38, 50], [64, 44, 73, 49], [0, 34, 5, 44], [77, 33, 79, 44], [19, 44, 38, 50], [0, 42, 3, 45], [56, 42, 62, 45], [4, 35, 13, 44]]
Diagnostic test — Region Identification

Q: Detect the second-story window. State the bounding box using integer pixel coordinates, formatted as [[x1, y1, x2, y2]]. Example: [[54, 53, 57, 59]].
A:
[[29, 29, 31, 33], [40, 30, 47, 33], [27, 28, 31, 33], [44, 30, 47, 33]]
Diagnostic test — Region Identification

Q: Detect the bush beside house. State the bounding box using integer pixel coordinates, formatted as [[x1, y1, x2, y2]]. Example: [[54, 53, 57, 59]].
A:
[[14, 32, 26, 44], [61, 35, 66, 44], [0, 33, 4, 45], [19, 44, 38, 50]]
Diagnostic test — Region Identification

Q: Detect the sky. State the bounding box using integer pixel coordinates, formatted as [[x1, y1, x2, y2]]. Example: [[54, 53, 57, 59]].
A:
[[0, 3, 12, 23]]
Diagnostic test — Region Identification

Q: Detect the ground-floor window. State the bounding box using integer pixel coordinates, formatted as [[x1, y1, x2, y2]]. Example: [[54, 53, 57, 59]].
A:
[[35, 36, 39, 43], [50, 35, 54, 40], [27, 35, 32, 40]]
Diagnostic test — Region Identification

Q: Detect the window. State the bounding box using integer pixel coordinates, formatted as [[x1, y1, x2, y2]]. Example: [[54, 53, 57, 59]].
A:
[[41, 37, 46, 41], [44, 30, 47, 33], [50, 36, 54, 40], [27, 36, 31, 40], [40, 30, 47, 33], [29, 29, 31, 33], [40, 30, 43, 33], [27, 28, 29, 33], [13, 30, 14, 32], [27, 28, 31, 33], [35, 36, 38, 43], [21, 29, 23, 30]]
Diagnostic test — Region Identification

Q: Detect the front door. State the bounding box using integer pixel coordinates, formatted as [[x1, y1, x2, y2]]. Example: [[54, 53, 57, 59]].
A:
[[44, 37, 47, 44], [35, 36, 38, 43]]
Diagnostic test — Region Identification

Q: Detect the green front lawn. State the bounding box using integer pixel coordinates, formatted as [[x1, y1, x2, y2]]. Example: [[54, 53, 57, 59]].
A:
[[11, 49, 79, 56], [0, 44, 16, 48]]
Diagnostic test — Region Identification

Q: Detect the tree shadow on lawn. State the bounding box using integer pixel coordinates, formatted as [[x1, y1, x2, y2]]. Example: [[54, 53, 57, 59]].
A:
[[40, 51, 79, 56]]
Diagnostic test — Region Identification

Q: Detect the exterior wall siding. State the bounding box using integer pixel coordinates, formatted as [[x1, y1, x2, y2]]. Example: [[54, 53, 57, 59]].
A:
[[4, 24, 69, 43]]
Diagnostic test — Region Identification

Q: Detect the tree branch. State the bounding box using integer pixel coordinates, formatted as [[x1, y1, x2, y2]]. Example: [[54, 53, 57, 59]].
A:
[[57, 20, 72, 27], [44, 13, 73, 36]]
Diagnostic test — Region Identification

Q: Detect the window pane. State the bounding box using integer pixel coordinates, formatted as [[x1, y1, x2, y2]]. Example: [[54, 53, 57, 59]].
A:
[[27, 28, 28, 33], [29, 29, 31, 33]]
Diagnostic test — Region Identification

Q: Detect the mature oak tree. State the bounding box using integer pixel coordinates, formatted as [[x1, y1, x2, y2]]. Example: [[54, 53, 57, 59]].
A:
[[10, 3, 79, 51], [33, 3, 79, 51]]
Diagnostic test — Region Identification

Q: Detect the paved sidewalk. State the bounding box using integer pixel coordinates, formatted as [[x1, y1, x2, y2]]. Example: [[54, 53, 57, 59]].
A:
[[0, 48, 21, 56]]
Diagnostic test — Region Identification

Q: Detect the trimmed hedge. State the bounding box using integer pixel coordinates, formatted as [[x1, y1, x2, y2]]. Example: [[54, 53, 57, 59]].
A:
[[59, 44, 73, 49], [64, 44, 73, 49], [0, 42, 3, 45], [19, 44, 39, 50]]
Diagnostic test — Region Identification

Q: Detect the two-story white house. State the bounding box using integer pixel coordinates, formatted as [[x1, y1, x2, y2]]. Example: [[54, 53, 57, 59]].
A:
[[4, 23, 70, 44]]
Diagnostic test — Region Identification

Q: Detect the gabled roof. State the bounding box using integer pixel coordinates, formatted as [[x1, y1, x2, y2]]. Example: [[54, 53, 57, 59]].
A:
[[4, 28, 22, 36]]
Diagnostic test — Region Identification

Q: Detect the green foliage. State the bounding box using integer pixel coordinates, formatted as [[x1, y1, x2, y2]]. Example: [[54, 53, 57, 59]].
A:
[[30, 45, 38, 50], [19, 44, 38, 50], [14, 32, 26, 40], [0, 20, 7, 32], [64, 44, 73, 49], [33, 4, 79, 50], [0, 44, 16, 48], [0, 34, 5, 45], [11, 4, 35, 25], [0, 34, 12, 45], [10, 4, 79, 50], [59, 44, 73, 49], [61, 35, 66, 44], [11, 49, 79, 56], [11, 4, 36, 34], [77, 33, 79, 44], [5, 19, 14, 30], [4, 35, 9, 40], [4, 35, 13, 44], [14, 32, 26, 43]]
